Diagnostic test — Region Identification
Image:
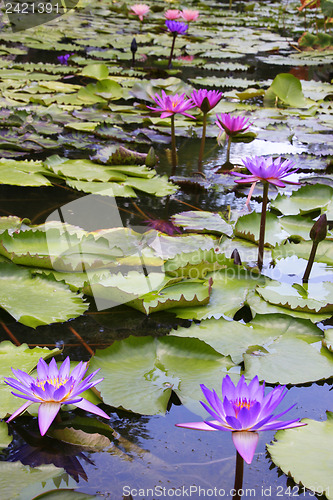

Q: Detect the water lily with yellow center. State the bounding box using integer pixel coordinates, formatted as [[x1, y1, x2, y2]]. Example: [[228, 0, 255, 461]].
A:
[[176, 375, 306, 464], [5, 357, 109, 436]]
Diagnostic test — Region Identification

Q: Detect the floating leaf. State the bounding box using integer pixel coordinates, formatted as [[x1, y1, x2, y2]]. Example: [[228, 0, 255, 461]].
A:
[[50, 428, 110, 451], [272, 184, 333, 216], [89, 335, 234, 415], [265, 73, 308, 108], [0, 263, 87, 327], [268, 413, 333, 500], [235, 211, 289, 247], [171, 210, 233, 236]]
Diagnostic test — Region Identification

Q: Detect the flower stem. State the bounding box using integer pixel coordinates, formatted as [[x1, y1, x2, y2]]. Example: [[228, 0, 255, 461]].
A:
[[170, 114, 177, 171], [232, 451, 244, 500], [198, 112, 207, 171], [226, 136, 232, 163], [229, 0, 233, 9], [302, 241, 318, 283], [257, 181, 269, 271], [168, 34, 177, 69]]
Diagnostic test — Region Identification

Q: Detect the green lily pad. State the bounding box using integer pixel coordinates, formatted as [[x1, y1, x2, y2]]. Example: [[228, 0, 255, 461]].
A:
[[272, 184, 333, 216], [235, 211, 289, 247], [265, 73, 308, 108], [273, 240, 333, 265], [0, 420, 12, 448], [171, 210, 233, 236], [256, 280, 333, 314], [0, 262, 87, 327], [32, 490, 97, 499], [268, 412, 333, 500], [89, 335, 234, 415], [49, 427, 110, 450]]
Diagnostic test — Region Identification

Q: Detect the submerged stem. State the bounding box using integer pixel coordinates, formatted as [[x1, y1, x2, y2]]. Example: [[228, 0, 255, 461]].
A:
[[170, 114, 177, 171], [226, 136, 232, 163], [257, 182, 269, 270], [198, 112, 207, 171], [232, 451, 244, 500], [168, 34, 177, 69]]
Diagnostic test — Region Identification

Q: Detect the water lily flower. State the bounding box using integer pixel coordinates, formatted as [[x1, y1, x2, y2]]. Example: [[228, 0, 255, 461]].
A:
[[165, 19, 189, 35], [57, 54, 72, 65], [147, 90, 195, 119], [164, 9, 181, 20], [5, 357, 109, 436], [165, 20, 188, 68], [191, 90, 223, 170], [181, 9, 199, 22], [231, 156, 299, 269], [215, 113, 252, 165], [176, 375, 306, 464], [231, 156, 299, 188], [147, 91, 195, 169], [129, 3, 150, 21]]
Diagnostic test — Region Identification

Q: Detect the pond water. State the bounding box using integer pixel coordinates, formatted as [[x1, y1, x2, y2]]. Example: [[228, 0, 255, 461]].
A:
[[0, 0, 332, 498]]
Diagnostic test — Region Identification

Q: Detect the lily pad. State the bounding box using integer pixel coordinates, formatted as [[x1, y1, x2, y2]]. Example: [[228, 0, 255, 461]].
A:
[[272, 184, 333, 216], [89, 335, 234, 415], [268, 413, 333, 500], [171, 210, 233, 236]]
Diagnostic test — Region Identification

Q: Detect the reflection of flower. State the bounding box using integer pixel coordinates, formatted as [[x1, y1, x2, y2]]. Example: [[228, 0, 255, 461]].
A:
[[165, 19, 188, 35], [181, 9, 199, 22], [130, 3, 150, 20], [147, 90, 195, 119], [164, 9, 181, 20], [176, 375, 306, 464], [231, 156, 299, 188], [5, 357, 109, 436], [215, 113, 251, 137], [145, 218, 181, 235], [191, 89, 223, 113]]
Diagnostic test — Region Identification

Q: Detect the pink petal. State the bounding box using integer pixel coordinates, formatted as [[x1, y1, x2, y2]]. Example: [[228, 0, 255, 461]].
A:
[[38, 402, 61, 436], [74, 398, 109, 419], [175, 420, 218, 431], [232, 431, 259, 464]]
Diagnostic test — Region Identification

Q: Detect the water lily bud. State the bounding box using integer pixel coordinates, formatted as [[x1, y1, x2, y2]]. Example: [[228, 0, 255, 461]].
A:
[[131, 38, 138, 55], [200, 96, 211, 114], [310, 214, 327, 243], [231, 248, 242, 265], [145, 146, 157, 167]]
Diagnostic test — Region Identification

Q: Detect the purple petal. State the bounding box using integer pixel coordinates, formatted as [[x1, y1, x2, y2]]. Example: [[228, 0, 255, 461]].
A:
[[53, 385, 68, 402], [37, 358, 49, 380], [47, 358, 59, 379], [59, 357, 71, 380], [226, 415, 242, 430], [4, 377, 35, 395], [11, 392, 40, 403], [232, 431, 259, 464], [204, 420, 231, 431], [7, 401, 33, 422], [175, 420, 218, 431], [38, 402, 61, 436], [200, 401, 222, 422], [11, 369, 34, 387], [73, 398, 109, 419], [70, 362, 88, 383], [221, 375, 236, 400]]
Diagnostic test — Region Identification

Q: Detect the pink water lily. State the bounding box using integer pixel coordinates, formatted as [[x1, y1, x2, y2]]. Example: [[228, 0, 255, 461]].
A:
[[231, 156, 299, 188], [176, 375, 305, 464], [215, 113, 251, 137], [191, 89, 223, 113], [164, 9, 181, 20], [129, 3, 150, 21], [147, 90, 195, 119], [181, 9, 199, 22], [5, 357, 109, 436]]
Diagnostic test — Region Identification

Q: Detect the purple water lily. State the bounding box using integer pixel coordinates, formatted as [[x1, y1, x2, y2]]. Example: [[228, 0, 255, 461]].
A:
[[165, 19, 188, 35], [57, 54, 72, 65], [231, 156, 299, 269], [165, 20, 188, 69], [5, 357, 109, 436], [232, 156, 299, 188], [176, 375, 305, 464]]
